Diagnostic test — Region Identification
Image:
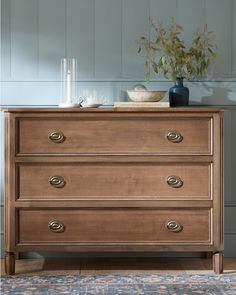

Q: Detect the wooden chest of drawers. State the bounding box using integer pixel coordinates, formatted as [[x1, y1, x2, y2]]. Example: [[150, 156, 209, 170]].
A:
[[4, 107, 224, 274]]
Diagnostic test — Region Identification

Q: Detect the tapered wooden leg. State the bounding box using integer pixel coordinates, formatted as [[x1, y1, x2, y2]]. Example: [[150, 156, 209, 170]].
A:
[[5, 252, 15, 275], [213, 252, 223, 274], [205, 252, 213, 259]]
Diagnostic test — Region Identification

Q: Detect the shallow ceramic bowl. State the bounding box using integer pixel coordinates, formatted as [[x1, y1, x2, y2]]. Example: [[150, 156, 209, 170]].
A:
[[127, 90, 167, 102]]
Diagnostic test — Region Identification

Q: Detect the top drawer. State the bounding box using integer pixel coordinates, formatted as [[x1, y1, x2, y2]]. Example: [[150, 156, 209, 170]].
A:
[[17, 115, 212, 155]]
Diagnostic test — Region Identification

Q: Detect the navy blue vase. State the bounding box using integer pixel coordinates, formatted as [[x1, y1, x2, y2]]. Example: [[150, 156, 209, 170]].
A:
[[169, 77, 189, 107]]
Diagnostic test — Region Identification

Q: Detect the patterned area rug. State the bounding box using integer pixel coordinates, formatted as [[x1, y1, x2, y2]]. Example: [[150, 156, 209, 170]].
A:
[[1, 274, 236, 294]]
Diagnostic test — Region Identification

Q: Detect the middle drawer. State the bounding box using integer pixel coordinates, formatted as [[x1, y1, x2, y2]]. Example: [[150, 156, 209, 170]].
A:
[[18, 162, 211, 200]]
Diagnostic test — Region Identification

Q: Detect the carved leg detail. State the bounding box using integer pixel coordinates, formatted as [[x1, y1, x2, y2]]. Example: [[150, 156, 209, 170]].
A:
[[213, 252, 223, 274], [5, 252, 15, 275]]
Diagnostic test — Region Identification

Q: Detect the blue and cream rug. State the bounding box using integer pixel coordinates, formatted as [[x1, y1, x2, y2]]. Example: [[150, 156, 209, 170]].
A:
[[1, 274, 236, 294]]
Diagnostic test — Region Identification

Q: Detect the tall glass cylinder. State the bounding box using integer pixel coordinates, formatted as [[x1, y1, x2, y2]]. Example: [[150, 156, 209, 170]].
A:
[[59, 58, 78, 107]]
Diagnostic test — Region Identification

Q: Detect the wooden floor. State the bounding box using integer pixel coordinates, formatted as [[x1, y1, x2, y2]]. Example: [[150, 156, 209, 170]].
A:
[[1, 257, 236, 275]]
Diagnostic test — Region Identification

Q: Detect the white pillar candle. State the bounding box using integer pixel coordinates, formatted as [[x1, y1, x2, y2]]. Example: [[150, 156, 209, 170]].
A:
[[66, 71, 72, 103]]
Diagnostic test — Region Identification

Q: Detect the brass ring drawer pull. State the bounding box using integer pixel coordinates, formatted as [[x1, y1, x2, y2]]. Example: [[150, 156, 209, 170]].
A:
[[165, 220, 182, 232], [48, 131, 65, 143], [166, 130, 183, 143], [166, 175, 183, 188], [48, 220, 65, 233], [49, 176, 66, 188]]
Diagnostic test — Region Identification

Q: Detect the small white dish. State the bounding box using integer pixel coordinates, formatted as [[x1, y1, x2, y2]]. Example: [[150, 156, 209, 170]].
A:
[[81, 103, 103, 108], [58, 102, 81, 108]]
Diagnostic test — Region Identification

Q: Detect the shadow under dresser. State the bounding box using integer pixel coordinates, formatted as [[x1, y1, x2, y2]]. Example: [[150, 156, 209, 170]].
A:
[[4, 107, 224, 274]]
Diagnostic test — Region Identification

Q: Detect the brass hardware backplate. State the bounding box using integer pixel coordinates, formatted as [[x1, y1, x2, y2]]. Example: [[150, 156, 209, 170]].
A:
[[49, 175, 66, 188], [166, 175, 183, 188], [48, 220, 65, 233], [48, 131, 65, 143], [165, 220, 182, 232], [166, 130, 183, 143]]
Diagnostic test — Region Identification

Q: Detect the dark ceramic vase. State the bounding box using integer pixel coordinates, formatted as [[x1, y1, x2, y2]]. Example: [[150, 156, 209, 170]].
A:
[[169, 77, 189, 107]]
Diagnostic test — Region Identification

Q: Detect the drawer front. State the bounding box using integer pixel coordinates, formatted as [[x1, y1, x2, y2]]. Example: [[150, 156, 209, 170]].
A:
[[18, 163, 211, 200], [18, 209, 211, 244], [18, 116, 212, 155]]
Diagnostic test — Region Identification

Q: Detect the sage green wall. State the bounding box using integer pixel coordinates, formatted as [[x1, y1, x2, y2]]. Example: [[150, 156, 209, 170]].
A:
[[1, 0, 236, 257]]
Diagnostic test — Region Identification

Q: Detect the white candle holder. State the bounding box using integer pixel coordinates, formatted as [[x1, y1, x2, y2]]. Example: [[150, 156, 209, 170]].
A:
[[59, 58, 79, 108]]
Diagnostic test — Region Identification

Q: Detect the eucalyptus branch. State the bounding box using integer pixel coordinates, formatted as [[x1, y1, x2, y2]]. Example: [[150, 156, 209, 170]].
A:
[[136, 18, 217, 82]]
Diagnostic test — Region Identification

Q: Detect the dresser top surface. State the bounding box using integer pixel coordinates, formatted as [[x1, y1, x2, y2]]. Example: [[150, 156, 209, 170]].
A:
[[2, 106, 225, 113]]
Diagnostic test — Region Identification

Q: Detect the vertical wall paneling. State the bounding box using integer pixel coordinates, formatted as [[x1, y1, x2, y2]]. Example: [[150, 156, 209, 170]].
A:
[[1, 0, 11, 80], [149, 0, 178, 80], [225, 235, 236, 257], [1, 81, 61, 105], [150, 0, 177, 24], [67, 0, 94, 79], [122, 0, 149, 78], [177, 0, 205, 47], [206, 0, 232, 78], [11, 0, 38, 79], [1, 83, 236, 107], [231, 109, 236, 205], [94, 0, 122, 78], [0, 206, 3, 237], [225, 207, 236, 234], [0, 113, 3, 255], [0, 81, 171, 105], [224, 110, 232, 205], [0, 113, 3, 206], [0, 232, 3, 257], [232, 0, 236, 76], [38, 0, 66, 79]]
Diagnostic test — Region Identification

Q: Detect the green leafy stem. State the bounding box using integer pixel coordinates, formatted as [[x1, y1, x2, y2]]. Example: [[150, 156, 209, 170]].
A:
[[137, 18, 217, 82]]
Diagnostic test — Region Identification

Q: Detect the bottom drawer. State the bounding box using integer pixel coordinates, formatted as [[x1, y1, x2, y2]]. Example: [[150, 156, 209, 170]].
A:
[[18, 209, 211, 245]]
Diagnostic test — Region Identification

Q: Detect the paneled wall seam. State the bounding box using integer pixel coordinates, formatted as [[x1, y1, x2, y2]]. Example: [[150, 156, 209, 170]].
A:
[[148, 0, 151, 81], [93, 0, 95, 78], [227, 110, 232, 203], [65, 0, 67, 58], [9, 0, 12, 78], [36, 0, 39, 78], [175, 0, 178, 21], [225, 203, 236, 207], [121, 0, 123, 78], [3, 79, 236, 83], [204, 0, 206, 26], [148, 0, 151, 43], [231, 0, 234, 76], [233, 0, 236, 75]]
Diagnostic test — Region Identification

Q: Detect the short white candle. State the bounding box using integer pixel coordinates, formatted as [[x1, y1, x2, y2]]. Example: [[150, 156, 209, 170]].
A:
[[66, 71, 72, 103]]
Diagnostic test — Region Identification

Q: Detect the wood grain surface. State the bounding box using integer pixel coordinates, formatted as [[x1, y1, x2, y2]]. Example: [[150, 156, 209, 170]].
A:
[[3, 108, 224, 274]]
